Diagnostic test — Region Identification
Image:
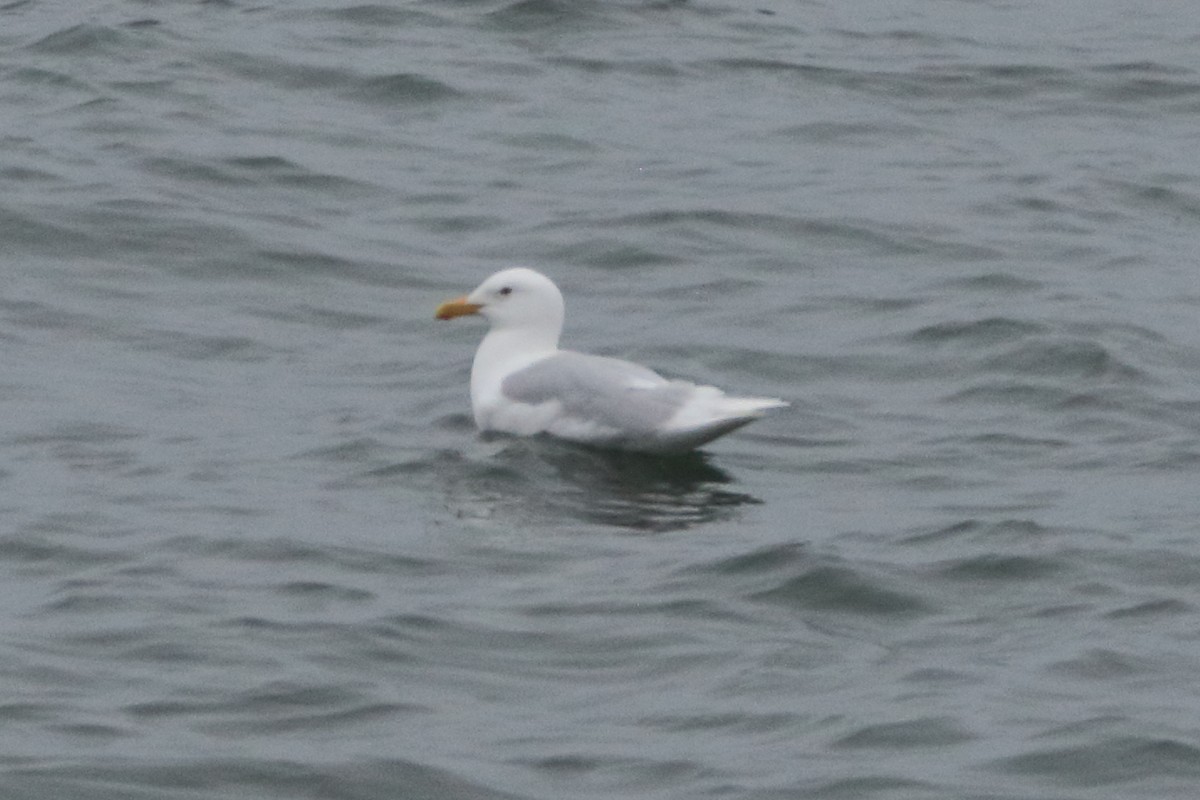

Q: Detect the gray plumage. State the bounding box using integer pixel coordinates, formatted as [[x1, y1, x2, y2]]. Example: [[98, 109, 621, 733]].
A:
[[501, 351, 693, 437]]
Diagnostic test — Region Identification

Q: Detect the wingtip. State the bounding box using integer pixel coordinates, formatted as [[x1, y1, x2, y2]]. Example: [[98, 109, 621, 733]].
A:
[[743, 396, 789, 415]]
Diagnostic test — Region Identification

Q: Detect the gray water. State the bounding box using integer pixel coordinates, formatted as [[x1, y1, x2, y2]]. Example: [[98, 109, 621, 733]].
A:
[[4, 1, 1200, 798]]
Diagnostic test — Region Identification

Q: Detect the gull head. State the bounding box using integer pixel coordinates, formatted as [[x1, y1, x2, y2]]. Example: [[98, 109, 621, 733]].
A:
[[436, 268, 565, 337]]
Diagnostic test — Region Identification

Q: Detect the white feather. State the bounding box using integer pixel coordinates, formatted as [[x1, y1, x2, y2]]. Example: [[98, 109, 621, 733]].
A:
[[440, 267, 786, 453]]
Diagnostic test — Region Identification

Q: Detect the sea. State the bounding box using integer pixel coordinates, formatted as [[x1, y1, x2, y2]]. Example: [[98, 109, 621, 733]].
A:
[[3, 1, 1200, 798]]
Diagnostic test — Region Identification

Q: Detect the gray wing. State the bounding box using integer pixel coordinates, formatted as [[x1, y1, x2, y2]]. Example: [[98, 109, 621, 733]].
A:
[[500, 351, 693, 435]]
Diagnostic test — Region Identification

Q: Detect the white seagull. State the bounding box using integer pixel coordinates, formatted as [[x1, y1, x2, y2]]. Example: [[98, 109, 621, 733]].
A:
[[435, 268, 787, 453]]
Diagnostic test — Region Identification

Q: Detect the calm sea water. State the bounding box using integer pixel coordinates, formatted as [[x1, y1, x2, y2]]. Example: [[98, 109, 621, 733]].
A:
[[3, 1, 1200, 798]]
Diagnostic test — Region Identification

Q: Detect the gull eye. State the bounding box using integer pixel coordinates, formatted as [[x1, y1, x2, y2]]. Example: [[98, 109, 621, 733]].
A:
[[498, 286, 513, 296]]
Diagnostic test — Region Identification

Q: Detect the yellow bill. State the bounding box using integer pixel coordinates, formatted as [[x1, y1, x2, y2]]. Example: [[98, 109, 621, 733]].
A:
[[435, 296, 483, 320]]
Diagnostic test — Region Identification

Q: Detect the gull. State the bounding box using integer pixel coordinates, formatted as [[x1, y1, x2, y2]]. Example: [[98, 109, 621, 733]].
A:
[[436, 268, 786, 453]]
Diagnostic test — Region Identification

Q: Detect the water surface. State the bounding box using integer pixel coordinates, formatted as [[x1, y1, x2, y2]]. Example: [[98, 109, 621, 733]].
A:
[[3, 1, 1200, 798]]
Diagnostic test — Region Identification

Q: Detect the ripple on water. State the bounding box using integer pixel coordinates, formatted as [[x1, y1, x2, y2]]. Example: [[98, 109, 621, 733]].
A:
[[982, 337, 1145, 382], [833, 716, 976, 749], [2, 758, 534, 800], [990, 735, 1200, 788], [906, 317, 1047, 347], [210, 52, 464, 106], [750, 564, 929, 617], [26, 24, 138, 56], [681, 543, 930, 618]]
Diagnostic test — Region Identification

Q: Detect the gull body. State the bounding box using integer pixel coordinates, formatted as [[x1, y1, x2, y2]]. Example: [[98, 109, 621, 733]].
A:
[[436, 268, 786, 453]]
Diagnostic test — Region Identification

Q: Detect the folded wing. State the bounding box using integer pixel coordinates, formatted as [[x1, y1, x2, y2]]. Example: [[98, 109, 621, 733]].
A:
[[500, 351, 786, 452]]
